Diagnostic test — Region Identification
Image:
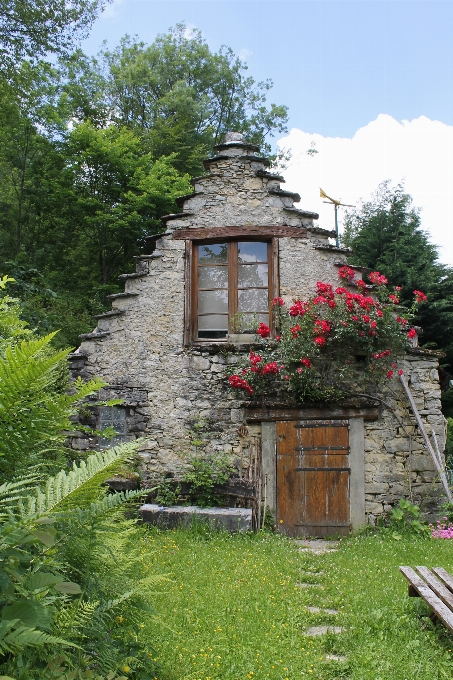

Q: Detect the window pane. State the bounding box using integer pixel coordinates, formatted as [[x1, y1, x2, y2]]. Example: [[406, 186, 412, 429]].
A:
[[198, 315, 228, 330], [198, 243, 228, 264], [238, 288, 269, 312], [198, 290, 228, 314], [198, 266, 228, 289], [238, 241, 268, 263], [238, 313, 269, 332], [238, 263, 268, 288]]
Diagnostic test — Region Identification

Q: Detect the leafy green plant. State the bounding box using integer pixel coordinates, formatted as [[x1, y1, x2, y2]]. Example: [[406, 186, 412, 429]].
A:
[[155, 478, 181, 507], [389, 498, 428, 536], [181, 452, 234, 508]]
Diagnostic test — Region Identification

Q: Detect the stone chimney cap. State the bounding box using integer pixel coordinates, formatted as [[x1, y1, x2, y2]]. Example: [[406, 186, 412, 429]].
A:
[[225, 131, 246, 143], [213, 131, 261, 155]]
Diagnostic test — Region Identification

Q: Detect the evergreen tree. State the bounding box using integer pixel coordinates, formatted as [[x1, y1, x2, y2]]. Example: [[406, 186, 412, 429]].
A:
[[342, 180, 453, 379]]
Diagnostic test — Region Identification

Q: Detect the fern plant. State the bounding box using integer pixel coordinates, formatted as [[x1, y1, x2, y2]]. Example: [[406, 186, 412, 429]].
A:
[[0, 442, 163, 679]]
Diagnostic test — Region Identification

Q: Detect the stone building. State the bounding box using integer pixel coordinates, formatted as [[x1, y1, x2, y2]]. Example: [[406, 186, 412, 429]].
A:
[[69, 132, 446, 536]]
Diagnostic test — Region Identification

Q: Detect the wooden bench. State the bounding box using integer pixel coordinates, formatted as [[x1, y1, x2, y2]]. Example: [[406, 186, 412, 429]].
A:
[[400, 566, 453, 632]]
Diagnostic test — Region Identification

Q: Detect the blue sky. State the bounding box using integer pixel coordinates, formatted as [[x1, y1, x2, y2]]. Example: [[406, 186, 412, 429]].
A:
[[82, 1, 453, 263], [83, 0, 453, 138]]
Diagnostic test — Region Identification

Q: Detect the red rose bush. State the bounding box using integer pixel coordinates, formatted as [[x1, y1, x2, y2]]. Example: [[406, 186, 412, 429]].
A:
[[227, 270, 426, 404]]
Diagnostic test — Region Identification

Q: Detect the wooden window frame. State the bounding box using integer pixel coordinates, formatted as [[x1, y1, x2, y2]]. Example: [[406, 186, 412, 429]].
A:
[[184, 237, 279, 346]]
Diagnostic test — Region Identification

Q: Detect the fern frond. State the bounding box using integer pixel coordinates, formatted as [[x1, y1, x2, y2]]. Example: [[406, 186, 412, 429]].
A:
[[70, 489, 145, 522], [0, 624, 81, 653], [27, 441, 140, 516]]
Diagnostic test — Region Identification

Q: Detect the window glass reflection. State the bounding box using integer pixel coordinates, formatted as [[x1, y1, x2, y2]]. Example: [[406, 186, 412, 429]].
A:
[[198, 243, 228, 264], [238, 242, 268, 263]]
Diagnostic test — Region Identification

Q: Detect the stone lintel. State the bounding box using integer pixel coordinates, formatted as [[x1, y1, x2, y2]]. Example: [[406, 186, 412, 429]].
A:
[[246, 406, 380, 421], [172, 225, 308, 240]]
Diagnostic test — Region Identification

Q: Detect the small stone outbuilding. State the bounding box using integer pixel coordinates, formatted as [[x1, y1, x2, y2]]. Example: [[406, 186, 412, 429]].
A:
[[69, 132, 446, 537]]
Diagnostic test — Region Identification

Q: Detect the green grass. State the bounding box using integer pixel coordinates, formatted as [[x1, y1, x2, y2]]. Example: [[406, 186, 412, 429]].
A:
[[141, 525, 453, 680]]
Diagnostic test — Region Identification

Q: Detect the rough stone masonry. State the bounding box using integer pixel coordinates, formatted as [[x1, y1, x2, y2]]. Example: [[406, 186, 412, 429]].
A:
[[69, 131, 446, 528]]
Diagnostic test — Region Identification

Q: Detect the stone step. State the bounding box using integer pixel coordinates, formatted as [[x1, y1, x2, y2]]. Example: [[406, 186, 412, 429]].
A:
[[305, 606, 338, 615], [304, 626, 344, 636], [139, 504, 252, 533]]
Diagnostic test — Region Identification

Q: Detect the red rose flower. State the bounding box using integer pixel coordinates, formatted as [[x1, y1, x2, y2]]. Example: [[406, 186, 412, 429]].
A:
[[314, 336, 327, 346], [386, 370, 394, 379], [413, 290, 427, 303], [301, 358, 311, 368], [407, 328, 417, 339], [369, 271, 388, 285], [272, 296, 284, 306], [257, 322, 270, 338], [338, 266, 355, 282]]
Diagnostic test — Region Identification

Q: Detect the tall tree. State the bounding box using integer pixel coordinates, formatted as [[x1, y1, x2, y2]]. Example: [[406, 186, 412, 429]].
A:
[[61, 25, 289, 175], [0, 0, 109, 81]]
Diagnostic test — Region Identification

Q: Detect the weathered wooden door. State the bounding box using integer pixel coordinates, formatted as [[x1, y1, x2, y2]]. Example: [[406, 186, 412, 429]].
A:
[[276, 420, 350, 537]]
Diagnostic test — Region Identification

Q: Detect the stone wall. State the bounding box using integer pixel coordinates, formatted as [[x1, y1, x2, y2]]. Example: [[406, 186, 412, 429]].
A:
[[68, 132, 446, 525]]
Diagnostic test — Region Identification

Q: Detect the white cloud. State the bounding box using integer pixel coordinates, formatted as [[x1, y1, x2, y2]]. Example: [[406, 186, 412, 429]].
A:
[[278, 115, 453, 265], [101, 0, 124, 19], [239, 48, 252, 61]]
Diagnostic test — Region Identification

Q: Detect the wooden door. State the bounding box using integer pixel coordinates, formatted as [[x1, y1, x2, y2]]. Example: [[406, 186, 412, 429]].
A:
[[276, 420, 350, 538]]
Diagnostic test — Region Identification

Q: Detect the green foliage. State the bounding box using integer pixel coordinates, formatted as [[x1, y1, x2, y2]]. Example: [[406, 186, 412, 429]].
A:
[[388, 499, 428, 537], [154, 479, 181, 508], [0, 25, 288, 344], [181, 452, 235, 508], [0, 443, 163, 679], [0, 0, 108, 82]]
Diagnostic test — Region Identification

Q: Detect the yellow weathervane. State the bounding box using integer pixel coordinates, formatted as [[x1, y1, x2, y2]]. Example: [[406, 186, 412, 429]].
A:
[[319, 188, 354, 246]]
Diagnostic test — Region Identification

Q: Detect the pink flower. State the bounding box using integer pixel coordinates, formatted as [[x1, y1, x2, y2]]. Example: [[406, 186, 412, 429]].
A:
[[297, 368, 303, 373], [398, 369, 403, 376], [395, 286, 402, 291], [376, 309, 383, 317], [356, 280, 366, 289], [386, 370, 394, 379], [388, 294, 400, 304], [257, 322, 270, 338]]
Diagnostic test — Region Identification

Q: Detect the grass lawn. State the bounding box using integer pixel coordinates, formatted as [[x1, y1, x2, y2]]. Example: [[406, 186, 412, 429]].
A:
[[142, 526, 453, 680]]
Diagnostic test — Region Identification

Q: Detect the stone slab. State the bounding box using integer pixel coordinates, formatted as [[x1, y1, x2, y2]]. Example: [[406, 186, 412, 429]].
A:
[[304, 626, 344, 636], [139, 504, 252, 532]]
